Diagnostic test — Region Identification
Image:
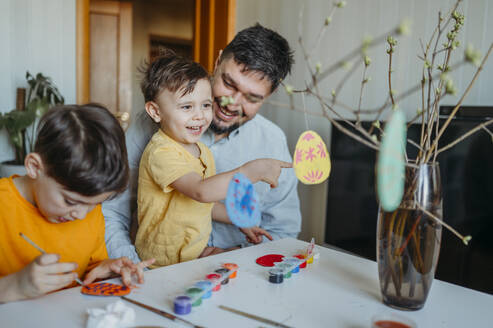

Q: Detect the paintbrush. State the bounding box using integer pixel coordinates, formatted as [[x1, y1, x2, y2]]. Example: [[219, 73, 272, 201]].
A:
[[219, 305, 294, 328], [19, 232, 86, 287], [121, 296, 204, 328]]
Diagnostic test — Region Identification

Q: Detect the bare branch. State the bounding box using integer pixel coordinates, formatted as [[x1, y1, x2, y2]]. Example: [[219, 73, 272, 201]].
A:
[[436, 118, 493, 155], [309, 29, 397, 88], [417, 203, 471, 245], [425, 42, 493, 162], [265, 99, 326, 118]]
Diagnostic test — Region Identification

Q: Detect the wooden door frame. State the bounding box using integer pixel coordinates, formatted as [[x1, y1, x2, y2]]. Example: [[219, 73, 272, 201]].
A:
[[76, 0, 90, 104], [76, 0, 132, 110], [78, 0, 236, 102], [194, 0, 236, 72]]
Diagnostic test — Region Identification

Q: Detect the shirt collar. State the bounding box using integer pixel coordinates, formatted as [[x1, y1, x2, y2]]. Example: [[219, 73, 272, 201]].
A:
[[201, 117, 255, 147], [158, 129, 206, 161]]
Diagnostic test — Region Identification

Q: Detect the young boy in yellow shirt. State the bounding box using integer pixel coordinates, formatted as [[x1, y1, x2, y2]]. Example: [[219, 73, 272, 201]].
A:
[[0, 104, 154, 303], [136, 53, 292, 267]]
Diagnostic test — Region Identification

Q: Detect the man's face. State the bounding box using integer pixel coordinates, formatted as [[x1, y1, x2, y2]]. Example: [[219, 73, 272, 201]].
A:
[[32, 172, 112, 224], [210, 57, 272, 135]]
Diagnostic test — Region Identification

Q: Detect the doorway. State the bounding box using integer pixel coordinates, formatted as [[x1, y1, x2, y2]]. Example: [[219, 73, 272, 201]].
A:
[[76, 0, 236, 127]]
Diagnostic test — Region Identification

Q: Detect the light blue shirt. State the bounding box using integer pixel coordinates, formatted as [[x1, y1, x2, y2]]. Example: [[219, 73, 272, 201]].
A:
[[103, 112, 301, 262]]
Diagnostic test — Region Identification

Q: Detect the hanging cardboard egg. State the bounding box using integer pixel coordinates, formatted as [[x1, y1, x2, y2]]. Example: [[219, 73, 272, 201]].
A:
[[377, 110, 407, 212], [293, 130, 331, 185]]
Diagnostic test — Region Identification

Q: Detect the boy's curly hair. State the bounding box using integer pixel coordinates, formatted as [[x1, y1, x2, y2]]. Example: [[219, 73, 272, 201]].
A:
[[140, 49, 209, 102]]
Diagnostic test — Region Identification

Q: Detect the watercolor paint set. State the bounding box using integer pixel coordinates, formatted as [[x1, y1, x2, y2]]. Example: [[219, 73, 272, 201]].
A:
[[258, 238, 318, 284], [173, 262, 238, 315]]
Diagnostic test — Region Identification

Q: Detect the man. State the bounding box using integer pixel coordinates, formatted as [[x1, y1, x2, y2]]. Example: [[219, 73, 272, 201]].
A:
[[103, 23, 301, 263]]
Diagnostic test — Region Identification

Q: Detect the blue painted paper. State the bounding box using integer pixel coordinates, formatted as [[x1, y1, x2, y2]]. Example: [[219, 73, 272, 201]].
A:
[[225, 173, 261, 228]]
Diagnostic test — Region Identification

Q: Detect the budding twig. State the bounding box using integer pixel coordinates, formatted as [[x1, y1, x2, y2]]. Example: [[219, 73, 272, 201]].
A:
[[417, 204, 471, 245]]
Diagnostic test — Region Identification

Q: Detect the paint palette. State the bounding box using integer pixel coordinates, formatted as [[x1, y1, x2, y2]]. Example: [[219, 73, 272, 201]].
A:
[[173, 263, 239, 315], [266, 257, 305, 283], [81, 282, 131, 296], [259, 238, 318, 284], [255, 254, 285, 267]]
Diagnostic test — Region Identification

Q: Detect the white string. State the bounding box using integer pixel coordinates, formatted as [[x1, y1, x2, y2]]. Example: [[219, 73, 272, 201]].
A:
[[301, 92, 310, 131]]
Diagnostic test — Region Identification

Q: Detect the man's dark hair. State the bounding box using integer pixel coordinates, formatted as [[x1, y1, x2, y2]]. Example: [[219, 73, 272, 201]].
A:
[[140, 49, 209, 102], [220, 23, 294, 93], [35, 104, 129, 197]]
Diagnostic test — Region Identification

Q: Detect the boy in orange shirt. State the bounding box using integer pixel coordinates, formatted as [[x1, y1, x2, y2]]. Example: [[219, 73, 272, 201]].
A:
[[0, 104, 154, 303]]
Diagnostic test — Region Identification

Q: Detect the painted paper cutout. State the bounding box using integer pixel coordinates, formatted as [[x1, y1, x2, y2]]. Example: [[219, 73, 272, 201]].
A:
[[293, 130, 331, 184], [377, 110, 407, 212], [225, 173, 261, 228], [81, 282, 131, 296]]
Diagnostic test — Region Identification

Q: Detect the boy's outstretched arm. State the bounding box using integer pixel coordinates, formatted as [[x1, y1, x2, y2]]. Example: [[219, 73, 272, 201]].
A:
[[0, 253, 77, 303], [171, 158, 292, 203]]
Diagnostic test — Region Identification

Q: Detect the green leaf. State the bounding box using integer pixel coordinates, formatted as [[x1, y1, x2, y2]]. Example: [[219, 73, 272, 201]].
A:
[[25, 70, 64, 107], [1, 71, 65, 161]]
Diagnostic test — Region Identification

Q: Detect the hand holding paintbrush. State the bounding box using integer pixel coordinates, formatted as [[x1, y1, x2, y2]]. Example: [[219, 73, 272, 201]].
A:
[[19, 232, 84, 287], [2, 232, 84, 302], [16, 232, 154, 300]]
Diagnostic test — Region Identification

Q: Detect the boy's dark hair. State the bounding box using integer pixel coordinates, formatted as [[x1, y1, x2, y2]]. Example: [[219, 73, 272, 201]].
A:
[[35, 104, 129, 197], [219, 23, 294, 93], [140, 49, 209, 102]]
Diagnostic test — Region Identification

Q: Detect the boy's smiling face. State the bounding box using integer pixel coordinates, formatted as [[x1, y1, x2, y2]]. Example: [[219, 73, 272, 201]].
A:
[[146, 78, 213, 149], [31, 172, 113, 224]]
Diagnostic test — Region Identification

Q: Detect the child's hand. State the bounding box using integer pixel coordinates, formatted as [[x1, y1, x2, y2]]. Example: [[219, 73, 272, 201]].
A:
[[239, 226, 273, 244], [16, 253, 78, 299], [83, 257, 155, 287], [240, 159, 292, 188]]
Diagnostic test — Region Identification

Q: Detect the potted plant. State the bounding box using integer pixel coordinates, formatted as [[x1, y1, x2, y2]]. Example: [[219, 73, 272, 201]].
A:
[[0, 71, 64, 177], [274, 0, 491, 310]]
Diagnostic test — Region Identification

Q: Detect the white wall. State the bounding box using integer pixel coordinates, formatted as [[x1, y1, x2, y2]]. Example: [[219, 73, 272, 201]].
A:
[[0, 0, 76, 163], [236, 0, 493, 243], [0, 0, 194, 162]]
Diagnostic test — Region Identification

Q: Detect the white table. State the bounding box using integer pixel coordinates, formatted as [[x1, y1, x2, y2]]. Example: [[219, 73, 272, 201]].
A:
[[1, 238, 492, 327]]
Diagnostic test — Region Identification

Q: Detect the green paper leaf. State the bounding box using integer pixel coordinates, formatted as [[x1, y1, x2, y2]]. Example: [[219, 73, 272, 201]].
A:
[[377, 110, 407, 212]]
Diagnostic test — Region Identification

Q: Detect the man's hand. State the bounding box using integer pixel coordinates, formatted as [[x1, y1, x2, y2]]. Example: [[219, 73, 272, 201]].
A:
[[239, 226, 273, 244], [83, 257, 155, 287]]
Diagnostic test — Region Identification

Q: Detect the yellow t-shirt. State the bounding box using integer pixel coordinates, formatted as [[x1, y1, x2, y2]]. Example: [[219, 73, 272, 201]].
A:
[[0, 176, 108, 284], [136, 130, 216, 267]]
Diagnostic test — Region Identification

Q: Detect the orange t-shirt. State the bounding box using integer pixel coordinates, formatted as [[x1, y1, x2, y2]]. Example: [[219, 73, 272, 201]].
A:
[[0, 176, 108, 283]]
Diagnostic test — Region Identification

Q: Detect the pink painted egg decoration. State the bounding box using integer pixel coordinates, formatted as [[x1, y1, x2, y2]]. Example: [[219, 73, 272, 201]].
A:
[[293, 130, 331, 185]]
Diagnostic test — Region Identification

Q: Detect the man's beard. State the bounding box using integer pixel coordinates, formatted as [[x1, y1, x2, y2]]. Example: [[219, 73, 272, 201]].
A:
[[209, 118, 240, 135]]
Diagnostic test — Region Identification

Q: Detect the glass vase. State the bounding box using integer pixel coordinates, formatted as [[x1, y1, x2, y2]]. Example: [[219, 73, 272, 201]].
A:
[[377, 162, 442, 310]]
